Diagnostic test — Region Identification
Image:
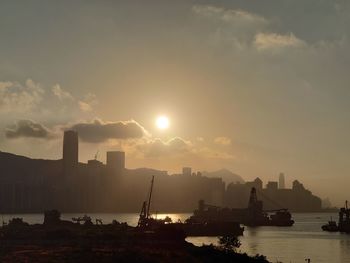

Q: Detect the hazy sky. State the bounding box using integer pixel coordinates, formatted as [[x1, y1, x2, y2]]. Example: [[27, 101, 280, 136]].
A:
[[0, 0, 350, 205]]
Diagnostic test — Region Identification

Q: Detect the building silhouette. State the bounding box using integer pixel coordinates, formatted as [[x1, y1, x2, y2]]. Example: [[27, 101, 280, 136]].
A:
[[225, 176, 322, 212], [182, 167, 192, 176], [245, 177, 263, 191], [279, 173, 285, 189], [62, 130, 78, 178], [266, 181, 278, 191], [106, 151, 125, 176]]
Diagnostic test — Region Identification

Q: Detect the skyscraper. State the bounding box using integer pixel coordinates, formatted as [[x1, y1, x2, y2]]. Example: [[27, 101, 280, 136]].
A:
[[182, 167, 192, 176], [279, 173, 285, 189], [63, 130, 78, 177], [106, 151, 125, 176]]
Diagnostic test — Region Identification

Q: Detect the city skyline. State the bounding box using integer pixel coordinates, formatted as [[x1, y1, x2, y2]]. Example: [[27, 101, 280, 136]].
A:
[[0, 1, 350, 206], [0, 128, 322, 214]]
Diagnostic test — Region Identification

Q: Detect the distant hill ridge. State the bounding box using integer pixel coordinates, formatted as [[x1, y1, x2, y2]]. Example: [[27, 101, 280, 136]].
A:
[[0, 151, 62, 182], [201, 169, 245, 184]]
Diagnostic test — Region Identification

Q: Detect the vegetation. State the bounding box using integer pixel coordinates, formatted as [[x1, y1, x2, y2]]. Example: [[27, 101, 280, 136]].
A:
[[218, 235, 242, 252], [0, 242, 270, 263]]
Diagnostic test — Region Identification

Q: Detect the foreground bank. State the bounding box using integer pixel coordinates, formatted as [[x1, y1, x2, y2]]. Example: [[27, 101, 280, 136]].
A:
[[0, 212, 268, 263], [0, 243, 268, 263]]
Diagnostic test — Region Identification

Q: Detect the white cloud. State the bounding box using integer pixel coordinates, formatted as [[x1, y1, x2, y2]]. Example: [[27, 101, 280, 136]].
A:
[[78, 101, 93, 112], [78, 93, 98, 112], [0, 79, 98, 125], [138, 137, 192, 158], [192, 4, 309, 54], [52, 84, 74, 101], [133, 136, 234, 161], [254, 32, 306, 50], [0, 79, 44, 114], [192, 5, 267, 26]]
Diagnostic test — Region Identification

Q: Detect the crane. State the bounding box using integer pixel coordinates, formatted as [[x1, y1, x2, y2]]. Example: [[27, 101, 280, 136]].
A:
[[137, 176, 155, 228]]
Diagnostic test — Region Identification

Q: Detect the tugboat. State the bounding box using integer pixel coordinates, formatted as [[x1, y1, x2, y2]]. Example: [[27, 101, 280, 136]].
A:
[[322, 201, 350, 233], [268, 209, 294, 226], [322, 217, 338, 232]]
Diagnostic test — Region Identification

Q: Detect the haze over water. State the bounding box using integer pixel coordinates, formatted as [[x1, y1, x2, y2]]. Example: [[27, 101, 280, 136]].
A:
[[3, 212, 349, 263]]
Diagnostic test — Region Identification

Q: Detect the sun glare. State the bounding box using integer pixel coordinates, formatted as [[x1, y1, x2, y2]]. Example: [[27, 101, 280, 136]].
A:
[[156, 116, 170, 130]]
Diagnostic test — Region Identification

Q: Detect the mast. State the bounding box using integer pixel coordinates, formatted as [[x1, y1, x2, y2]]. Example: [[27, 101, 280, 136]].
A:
[[248, 187, 258, 208], [146, 176, 155, 218]]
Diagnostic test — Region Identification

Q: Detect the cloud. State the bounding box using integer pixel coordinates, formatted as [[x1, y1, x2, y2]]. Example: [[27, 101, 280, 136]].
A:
[[78, 93, 98, 112], [68, 119, 147, 143], [134, 136, 235, 160], [214, 136, 232, 145], [192, 5, 267, 25], [0, 79, 98, 126], [51, 85, 98, 112], [51, 84, 74, 101], [0, 79, 44, 114], [78, 101, 93, 112], [192, 4, 308, 54], [138, 137, 192, 158], [254, 32, 306, 50], [5, 120, 54, 139]]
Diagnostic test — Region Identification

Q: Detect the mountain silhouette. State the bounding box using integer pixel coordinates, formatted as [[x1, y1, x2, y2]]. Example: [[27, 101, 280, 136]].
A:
[[201, 169, 244, 185], [0, 151, 62, 182]]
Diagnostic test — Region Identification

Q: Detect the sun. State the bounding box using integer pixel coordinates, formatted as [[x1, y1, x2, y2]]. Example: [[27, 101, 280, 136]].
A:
[[156, 116, 170, 130]]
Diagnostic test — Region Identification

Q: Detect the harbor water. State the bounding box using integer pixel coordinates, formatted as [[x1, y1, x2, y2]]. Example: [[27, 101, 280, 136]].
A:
[[1, 212, 349, 263]]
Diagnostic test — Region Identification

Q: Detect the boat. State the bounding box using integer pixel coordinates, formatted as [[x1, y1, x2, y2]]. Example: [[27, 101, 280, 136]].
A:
[[269, 209, 294, 226], [188, 187, 294, 227], [338, 201, 350, 233], [322, 218, 338, 232], [322, 201, 350, 233]]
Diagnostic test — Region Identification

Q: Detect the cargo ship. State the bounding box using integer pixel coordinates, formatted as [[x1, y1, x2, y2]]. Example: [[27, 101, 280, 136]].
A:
[[188, 187, 294, 227]]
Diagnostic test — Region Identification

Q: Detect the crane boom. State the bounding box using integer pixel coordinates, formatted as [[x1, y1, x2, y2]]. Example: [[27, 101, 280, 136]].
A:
[[146, 176, 155, 218]]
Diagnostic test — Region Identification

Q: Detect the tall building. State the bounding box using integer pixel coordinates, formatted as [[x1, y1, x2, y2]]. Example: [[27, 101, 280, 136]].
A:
[[279, 173, 285, 189], [246, 177, 263, 190], [292, 180, 305, 191], [63, 130, 78, 177], [106, 151, 125, 176], [266, 181, 278, 191], [182, 167, 192, 176]]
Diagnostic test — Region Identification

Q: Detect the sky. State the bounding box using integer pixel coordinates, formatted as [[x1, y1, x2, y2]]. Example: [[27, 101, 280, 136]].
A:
[[0, 0, 350, 206]]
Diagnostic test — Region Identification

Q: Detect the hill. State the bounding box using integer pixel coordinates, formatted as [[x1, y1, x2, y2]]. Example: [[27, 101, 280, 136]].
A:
[[201, 169, 244, 185], [0, 151, 62, 182]]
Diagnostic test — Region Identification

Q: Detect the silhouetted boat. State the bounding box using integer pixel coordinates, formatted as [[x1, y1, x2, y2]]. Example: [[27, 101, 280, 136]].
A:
[[188, 187, 294, 227], [322, 201, 350, 233], [322, 219, 338, 232]]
